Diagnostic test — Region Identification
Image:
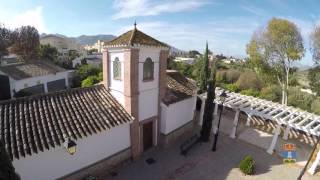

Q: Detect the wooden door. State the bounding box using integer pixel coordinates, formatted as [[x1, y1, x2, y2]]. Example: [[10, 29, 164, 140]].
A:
[[143, 121, 153, 151]]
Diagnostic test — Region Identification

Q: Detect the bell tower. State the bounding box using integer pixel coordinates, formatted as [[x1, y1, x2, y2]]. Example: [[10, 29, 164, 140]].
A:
[[102, 24, 169, 159]]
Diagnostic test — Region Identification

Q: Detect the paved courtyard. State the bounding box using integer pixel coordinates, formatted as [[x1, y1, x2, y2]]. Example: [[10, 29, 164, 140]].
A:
[[96, 109, 320, 180], [102, 132, 317, 180]]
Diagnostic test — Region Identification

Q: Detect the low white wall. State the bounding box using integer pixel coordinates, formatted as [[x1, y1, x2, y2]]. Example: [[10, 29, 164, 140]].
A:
[[160, 96, 196, 135], [11, 71, 71, 96], [13, 123, 131, 180]]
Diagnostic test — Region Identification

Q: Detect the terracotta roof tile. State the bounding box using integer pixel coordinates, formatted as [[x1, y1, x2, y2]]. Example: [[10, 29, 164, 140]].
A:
[[105, 28, 169, 48], [0, 85, 133, 160], [163, 70, 197, 105]]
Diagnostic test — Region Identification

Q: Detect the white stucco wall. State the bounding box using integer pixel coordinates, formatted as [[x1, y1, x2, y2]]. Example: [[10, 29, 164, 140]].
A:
[[13, 123, 131, 180], [108, 50, 125, 105], [7, 71, 71, 97], [138, 47, 160, 121], [160, 96, 196, 135]]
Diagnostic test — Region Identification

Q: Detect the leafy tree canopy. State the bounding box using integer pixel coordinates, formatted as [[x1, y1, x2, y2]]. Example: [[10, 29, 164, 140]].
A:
[[39, 44, 58, 62], [246, 18, 305, 104], [308, 66, 320, 96], [188, 50, 201, 58], [0, 24, 14, 59], [10, 26, 40, 61], [310, 25, 320, 64]]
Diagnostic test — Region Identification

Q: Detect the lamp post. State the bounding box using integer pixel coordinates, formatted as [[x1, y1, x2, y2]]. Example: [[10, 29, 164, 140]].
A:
[[212, 90, 227, 151]]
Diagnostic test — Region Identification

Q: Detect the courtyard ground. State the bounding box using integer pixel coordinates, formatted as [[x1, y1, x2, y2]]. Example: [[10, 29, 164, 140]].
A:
[[102, 133, 317, 180], [101, 109, 319, 180]]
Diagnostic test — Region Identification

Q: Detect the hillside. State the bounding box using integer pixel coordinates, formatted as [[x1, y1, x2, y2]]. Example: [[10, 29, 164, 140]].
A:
[[40, 33, 116, 45], [73, 35, 116, 45]]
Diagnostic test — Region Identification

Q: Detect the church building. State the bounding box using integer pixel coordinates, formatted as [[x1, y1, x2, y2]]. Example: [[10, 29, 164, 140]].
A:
[[0, 24, 197, 180]]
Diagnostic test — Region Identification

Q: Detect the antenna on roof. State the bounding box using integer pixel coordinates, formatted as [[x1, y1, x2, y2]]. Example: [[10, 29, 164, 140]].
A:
[[134, 20, 137, 29]]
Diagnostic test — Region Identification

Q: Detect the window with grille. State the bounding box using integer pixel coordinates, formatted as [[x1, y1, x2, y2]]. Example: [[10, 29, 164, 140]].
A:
[[113, 57, 121, 80], [143, 58, 154, 81]]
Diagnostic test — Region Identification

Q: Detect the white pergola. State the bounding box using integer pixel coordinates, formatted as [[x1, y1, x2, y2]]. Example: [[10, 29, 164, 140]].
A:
[[198, 87, 320, 175]]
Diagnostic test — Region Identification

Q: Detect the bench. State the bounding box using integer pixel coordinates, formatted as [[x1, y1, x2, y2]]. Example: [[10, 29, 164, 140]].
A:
[[180, 134, 201, 156]]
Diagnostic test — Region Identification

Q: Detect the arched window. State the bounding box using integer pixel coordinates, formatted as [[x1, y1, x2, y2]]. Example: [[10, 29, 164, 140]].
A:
[[143, 58, 154, 81], [113, 57, 121, 80]]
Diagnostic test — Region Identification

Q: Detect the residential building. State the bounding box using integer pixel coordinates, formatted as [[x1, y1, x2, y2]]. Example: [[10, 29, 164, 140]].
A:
[[72, 53, 102, 68], [84, 40, 105, 53], [0, 60, 72, 99], [0, 25, 198, 180], [174, 57, 196, 64]]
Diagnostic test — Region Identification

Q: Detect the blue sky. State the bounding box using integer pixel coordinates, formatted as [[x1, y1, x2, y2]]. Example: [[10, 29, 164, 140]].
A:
[[0, 0, 319, 65]]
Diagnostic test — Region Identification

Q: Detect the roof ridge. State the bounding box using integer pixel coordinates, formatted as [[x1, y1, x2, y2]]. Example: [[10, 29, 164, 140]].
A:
[[0, 84, 105, 105], [129, 28, 137, 45]]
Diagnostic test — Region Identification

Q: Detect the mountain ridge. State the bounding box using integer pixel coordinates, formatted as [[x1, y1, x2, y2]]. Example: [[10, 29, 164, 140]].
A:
[[40, 33, 116, 45]]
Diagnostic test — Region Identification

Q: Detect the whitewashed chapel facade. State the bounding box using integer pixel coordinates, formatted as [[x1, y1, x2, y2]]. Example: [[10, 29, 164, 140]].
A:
[[0, 25, 198, 180]]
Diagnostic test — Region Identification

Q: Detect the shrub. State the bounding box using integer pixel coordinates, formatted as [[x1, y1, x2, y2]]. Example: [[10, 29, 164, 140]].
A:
[[76, 64, 101, 80], [225, 70, 241, 83], [216, 70, 227, 84], [239, 155, 255, 175], [216, 70, 241, 84], [240, 88, 260, 97], [236, 71, 262, 90], [311, 98, 320, 115], [259, 85, 282, 102], [288, 87, 314, 112], [224, 83, 239, 92], [81, 76, 98, 87]]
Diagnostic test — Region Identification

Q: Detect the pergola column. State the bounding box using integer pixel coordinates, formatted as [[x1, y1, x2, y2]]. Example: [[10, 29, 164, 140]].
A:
[[308, 148, 320, 175], [214, 102, 219, 115], [267, 124, 281, 154], [246, 114, 252, 126], [199, 97, 206, 126], [283, 125, 291, 140], [230, 109, 240, 139]]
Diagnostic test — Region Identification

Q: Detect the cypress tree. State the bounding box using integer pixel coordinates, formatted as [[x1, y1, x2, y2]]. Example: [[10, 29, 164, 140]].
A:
[[0, 140, 20, 180], [199, 42, 209, 93], [200, 62, 217, 142]]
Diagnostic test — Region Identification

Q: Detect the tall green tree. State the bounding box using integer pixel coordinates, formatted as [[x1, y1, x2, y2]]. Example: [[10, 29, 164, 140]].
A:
[[310, 25, 320, 64], [11, 26, 40, 61], [199, 42, 210, 93], [0, 25, 13, 59], [308, 66, 320, 96], [246, 18, 305, 105], [39, 44, 58, 62], [200, 63, 217, 142], [0, 140, 20, 180]]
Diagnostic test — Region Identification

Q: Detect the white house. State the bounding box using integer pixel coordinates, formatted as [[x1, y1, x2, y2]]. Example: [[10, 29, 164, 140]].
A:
[[0, 24, 198, 180], [0, 61, 72, 99], [84, 40, 105, 53], [72, 53, 102, 68], [174, 57, 196, 64]]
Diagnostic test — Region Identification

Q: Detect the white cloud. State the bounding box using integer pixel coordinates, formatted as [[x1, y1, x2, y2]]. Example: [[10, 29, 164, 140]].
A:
[[0, 6, 47, 33], [112, 0, 208, 19]]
